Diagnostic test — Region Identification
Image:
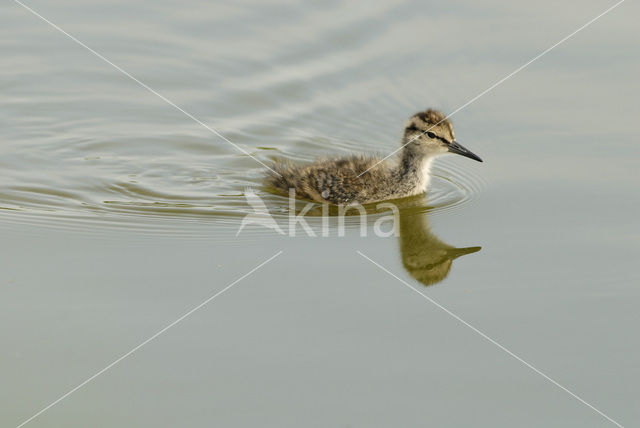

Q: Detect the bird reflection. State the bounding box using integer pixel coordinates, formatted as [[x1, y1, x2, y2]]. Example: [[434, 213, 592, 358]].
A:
[[397, 196, 480, 286]]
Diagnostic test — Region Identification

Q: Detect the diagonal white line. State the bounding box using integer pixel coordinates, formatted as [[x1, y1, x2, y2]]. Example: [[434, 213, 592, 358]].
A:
[[13, 0, 281, 177], [357, 0, 625, 177], [356, 250, 625, 428], [15, 250, 283, 428]]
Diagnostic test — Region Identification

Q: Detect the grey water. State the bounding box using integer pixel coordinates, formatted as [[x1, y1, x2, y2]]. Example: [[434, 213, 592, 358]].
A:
[[1, 0, 639, 427]]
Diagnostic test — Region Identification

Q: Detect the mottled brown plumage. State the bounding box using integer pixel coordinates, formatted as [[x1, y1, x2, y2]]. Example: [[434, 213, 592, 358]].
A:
[[266, 109, 482, 204]]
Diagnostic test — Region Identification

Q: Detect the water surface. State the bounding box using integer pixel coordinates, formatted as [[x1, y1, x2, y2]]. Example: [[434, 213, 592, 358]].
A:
[[2, 0, 639, 427]]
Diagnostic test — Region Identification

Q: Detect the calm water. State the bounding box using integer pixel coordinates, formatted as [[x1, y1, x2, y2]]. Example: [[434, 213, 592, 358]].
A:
[[2, 0, 639, 426]]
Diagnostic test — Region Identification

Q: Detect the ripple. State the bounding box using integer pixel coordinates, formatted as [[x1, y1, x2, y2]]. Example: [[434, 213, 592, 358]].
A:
[[0, 148, 483, 239], [1, 0, 485, 238]]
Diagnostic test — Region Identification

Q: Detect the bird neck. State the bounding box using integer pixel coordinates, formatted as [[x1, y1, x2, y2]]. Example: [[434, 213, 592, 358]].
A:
[[397, 146, 434, 191]]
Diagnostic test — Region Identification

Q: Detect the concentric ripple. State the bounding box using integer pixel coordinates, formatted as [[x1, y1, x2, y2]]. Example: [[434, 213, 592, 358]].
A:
[[1, 0, 485, 238], [0, 136, 484, 239]]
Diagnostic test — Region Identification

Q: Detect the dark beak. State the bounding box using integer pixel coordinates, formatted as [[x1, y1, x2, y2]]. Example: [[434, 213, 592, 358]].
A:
[[448, 140, 483, 162], [446, 246, 482, 260]]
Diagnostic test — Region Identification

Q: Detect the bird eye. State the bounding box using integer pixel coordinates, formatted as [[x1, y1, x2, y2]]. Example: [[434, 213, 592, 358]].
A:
[[426, 131, 436, 138]]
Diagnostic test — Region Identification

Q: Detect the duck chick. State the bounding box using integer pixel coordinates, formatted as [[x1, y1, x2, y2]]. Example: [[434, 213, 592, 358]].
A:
[[266, 109, 482, 204]]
